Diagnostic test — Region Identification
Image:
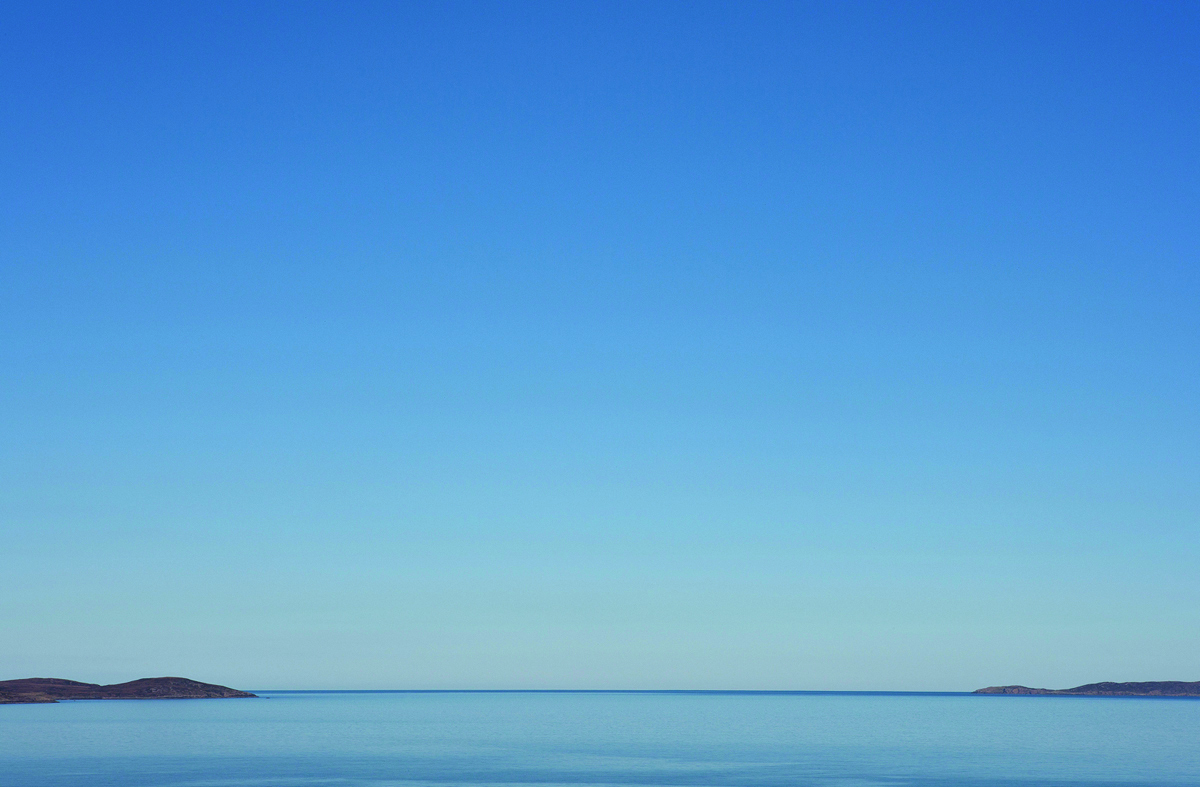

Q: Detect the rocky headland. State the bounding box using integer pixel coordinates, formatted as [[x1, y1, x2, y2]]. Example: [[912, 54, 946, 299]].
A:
[[975, 681, 1200, 697], [0, 677, 256, 704]]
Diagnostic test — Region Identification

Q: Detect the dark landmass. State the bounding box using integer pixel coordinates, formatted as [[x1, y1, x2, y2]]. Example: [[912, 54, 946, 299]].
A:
[[0, 677, 256, 704], [975, 681, 1200, 697]]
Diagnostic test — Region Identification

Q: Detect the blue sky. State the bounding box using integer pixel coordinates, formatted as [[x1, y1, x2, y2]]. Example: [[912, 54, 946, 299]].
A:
[[2, 1, 1197, 690]]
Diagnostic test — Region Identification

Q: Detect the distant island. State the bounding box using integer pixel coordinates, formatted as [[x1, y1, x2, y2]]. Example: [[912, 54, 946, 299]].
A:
[[976, 681, 1200, 697], [0, 677, 256, 704]]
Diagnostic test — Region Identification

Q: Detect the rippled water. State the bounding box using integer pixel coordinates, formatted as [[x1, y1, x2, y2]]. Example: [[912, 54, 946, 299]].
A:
[[2, 691, 1198, 786]]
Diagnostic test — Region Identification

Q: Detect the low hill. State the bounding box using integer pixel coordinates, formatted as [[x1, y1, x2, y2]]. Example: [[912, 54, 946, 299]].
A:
[[0, 677, 256, 704], [975, 681, 1200, 697]]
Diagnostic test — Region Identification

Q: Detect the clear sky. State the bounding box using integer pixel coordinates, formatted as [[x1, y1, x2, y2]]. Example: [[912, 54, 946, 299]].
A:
[[2, 1, 1197, 691]]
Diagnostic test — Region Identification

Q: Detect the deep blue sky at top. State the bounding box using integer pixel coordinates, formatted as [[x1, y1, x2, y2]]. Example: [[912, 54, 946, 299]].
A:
[[2, 1, 1198, 690]]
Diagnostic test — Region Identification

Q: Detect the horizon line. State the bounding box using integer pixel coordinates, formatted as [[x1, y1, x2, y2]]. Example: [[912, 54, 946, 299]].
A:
[[250, 689, 976, 695]]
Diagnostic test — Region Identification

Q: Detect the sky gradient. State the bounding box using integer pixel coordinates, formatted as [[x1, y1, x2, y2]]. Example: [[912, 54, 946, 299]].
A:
[[2, 1, 1198, 690]]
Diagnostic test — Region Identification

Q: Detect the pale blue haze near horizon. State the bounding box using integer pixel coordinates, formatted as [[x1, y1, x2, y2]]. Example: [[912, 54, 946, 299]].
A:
[[1, 1, 1197, 690]]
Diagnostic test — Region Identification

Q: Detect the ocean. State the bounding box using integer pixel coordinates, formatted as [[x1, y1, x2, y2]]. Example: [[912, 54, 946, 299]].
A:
[[2, 690, 1198, 786]]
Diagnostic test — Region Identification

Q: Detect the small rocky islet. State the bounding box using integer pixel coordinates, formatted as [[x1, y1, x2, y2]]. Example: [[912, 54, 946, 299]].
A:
[[0, 677, 256, 704], [975, 681, 1200, 697]]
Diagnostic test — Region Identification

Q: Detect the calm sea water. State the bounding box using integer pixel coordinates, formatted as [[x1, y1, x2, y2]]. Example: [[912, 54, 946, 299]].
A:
[[2, 691, 1198, 787]]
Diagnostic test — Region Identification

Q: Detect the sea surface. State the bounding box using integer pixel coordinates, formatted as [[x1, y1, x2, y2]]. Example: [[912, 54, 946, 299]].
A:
[[2, 690, 1198, 787]]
